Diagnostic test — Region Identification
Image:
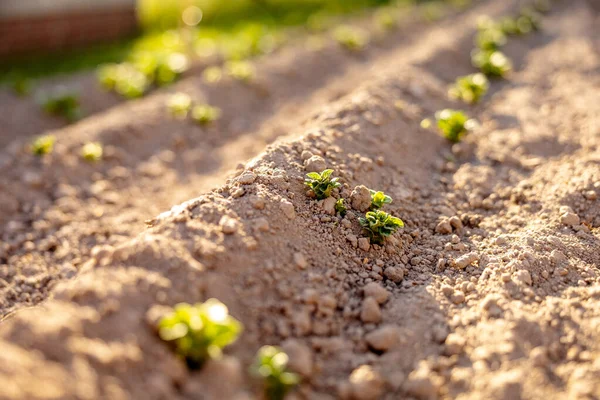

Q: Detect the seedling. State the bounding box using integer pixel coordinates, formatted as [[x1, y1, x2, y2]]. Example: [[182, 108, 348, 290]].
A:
[[471, 49, 512, 77], [158, 299, 242, 367], [518, 8, 542, 32], [475, 26, 506, 51], [192, 104, 221, 125], [435, 109, 476, 143], [335, 198, 347, 217], [167, 93, 192, 118], [374, 9, 397, 31], [41, 89, 82, 122], [203, 66, 223, 83], [81, 142, 103, 162], [448, 73, 489, 104], [11, 77, 33, 96], [333, 26, 369, 51], [31, 135, 56, 156], [369, 190, 392, 210], [252, 346, 300, 400], [359, 210, 404, 245], [154, 53, 189, 86], [226, 61, 256, 83], [304, 169, 341, 200]]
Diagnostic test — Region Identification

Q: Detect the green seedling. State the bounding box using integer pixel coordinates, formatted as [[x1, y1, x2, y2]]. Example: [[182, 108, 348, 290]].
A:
[[369, 190, 392, 210], [333, 26, 369, 51], [359, 210, 404, 245], [31, 135, 56, 156], [81, 142, 103, 162], [202, 66, 223, 83], [448, 73, 489, 104], [335, 198, 347, 217], [518, 8, 542, 32], [11, 77, 33, 96], [158, 299, 242, 367], [98, 63, 150, 99], [304, 169, 341, 200], [192, 104, 221, 125], [167, 93, 192, 118], [374, 9, 397, 31], [41, 89, 82, 122], [475, 26, 506, 51], [435, 109, 477, 143], [154, 53, 189, 86], [226, 61, 256, 83], [471, 49, 512, 77], [252, 346, 300, 400]]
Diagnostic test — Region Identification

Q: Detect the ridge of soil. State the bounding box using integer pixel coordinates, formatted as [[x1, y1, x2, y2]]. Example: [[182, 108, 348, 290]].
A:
[[1, 0, 600, 399]]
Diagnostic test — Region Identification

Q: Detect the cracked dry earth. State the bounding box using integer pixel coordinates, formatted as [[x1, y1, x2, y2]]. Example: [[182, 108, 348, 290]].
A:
[[1, 0, 600, 399]]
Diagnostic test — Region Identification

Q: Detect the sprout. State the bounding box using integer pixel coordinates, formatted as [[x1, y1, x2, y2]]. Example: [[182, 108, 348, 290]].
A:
[[225, 61, 256, 83], [252, 346, 300, 400], [304, 169, 341, 200], [41, 89, 82, 122], [203, 66, 223, 83], [191, 104, 221, 125], [359, 210, 404, 245], [374, 9, 397, 31], [435, 109, 476, 143], [448, 73, 489, 104], [369, 190, 392, 210], [471, 49, 512, 77], [158, 299, 243, 367], [335, 198, 347, 217], [154, 53, 189, 86], [11, 77, 33, 96], [475, 26, 507, 51], [333, 26, 369, 51], [167, 93, 192, 118], [31, 135, 56, 156], [81, 142, 103, 162]]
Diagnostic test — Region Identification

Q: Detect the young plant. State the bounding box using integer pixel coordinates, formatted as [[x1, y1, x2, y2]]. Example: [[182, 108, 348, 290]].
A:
[[202, 66, 223, 83], [41, 89, 82, 122], [369, 190, 392, 210], [359, 210, 404, 245], [158, 299, 242, 367], [252, 346, 300, 400], [81, 142, 103, 162], [335, 198, 347, 217], [167, 93, 192, 118], [191, 104, 221, 125], [11, 77, 33, 96], [304, 169, 341, 200], [435, 109, 476, 143], [448, 73, 489, 104], [475, 26, 507, 51], [31, 135, 56, 156], [225, 61, 256, 83], [471, 49, 512, 78], [333, 26, 369, 52], [374, 8, 397, 31]]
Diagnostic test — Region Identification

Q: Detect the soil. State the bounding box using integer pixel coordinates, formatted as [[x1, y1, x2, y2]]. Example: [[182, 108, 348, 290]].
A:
[[1, 0, 600, 399]]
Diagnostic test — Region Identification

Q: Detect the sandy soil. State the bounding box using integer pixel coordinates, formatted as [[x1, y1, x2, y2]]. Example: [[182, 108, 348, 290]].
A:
[[1, 0, 599, 399]]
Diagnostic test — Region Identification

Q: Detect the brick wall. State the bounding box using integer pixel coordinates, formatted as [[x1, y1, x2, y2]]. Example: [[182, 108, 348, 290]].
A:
[[0, 1, 138, 58]]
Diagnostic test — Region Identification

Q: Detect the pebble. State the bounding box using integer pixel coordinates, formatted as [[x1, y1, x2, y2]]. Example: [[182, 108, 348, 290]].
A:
[[583, 190, 597, 200], [253, 218, 270, 232], [280, 200, 296, 220], [450, 290, 465, 304], [350, 185, 372, 212], [360, 297, 382, 323], [435, 220, 452, 234], [358, 237, 371, 252], [346, 234, 358, 248], [449, 216, 463, 231], [346, 365, 385, 400], [304, 155, 327, 173], [454, 252, 479, 269], [363, 282, 389, 304], [219, 216, 238, 235], [560, 212, 580, 226], [445, 333, 466, 355], [365, 325, 400, 351], [384, 266, 404, 283], [513, 270, 532, 286], [322, 197, 337, 215], [282, 339, 313, 377], [236, 172, 257, 185], [293, 253, 308, 270]]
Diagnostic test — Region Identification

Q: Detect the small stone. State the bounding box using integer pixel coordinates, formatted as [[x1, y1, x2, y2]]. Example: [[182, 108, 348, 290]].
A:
[[445, 333, 466, 355], [360, 297, 382, 323], [495, 236, 507, 246], [294, 252, 308, 270], [363, 282, 389, 304], [441, 285, 454, 296], [454, 252, 479, 269], [529, 346, 548, 367], [513, 270, 532, 286], [322, 197, 337, 215], [280, 200, 296, 220], [365, 325, 400, 352], [237, 172, 257, 185], [449, 216, 463, 231], [435, 220, 452, 234], [351, 185, 372, 212], [251, 196, 265, 210], [450, 290, 465, 304], [404, 366, 438, 399], [584, 190, 597, 201], [254, 218, 270, 232], [304, 155, 327, 173], [301, 150, 313, 161], [219, 216, 238, 234], [231, 188, 245, 198], [346, 234, 358, 248], [384, 266, 404, 283], [348, 365, 385, 400], [358, 238, 371, 252], [282, 339, 313, 377], [560, 212, 580, 226]]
